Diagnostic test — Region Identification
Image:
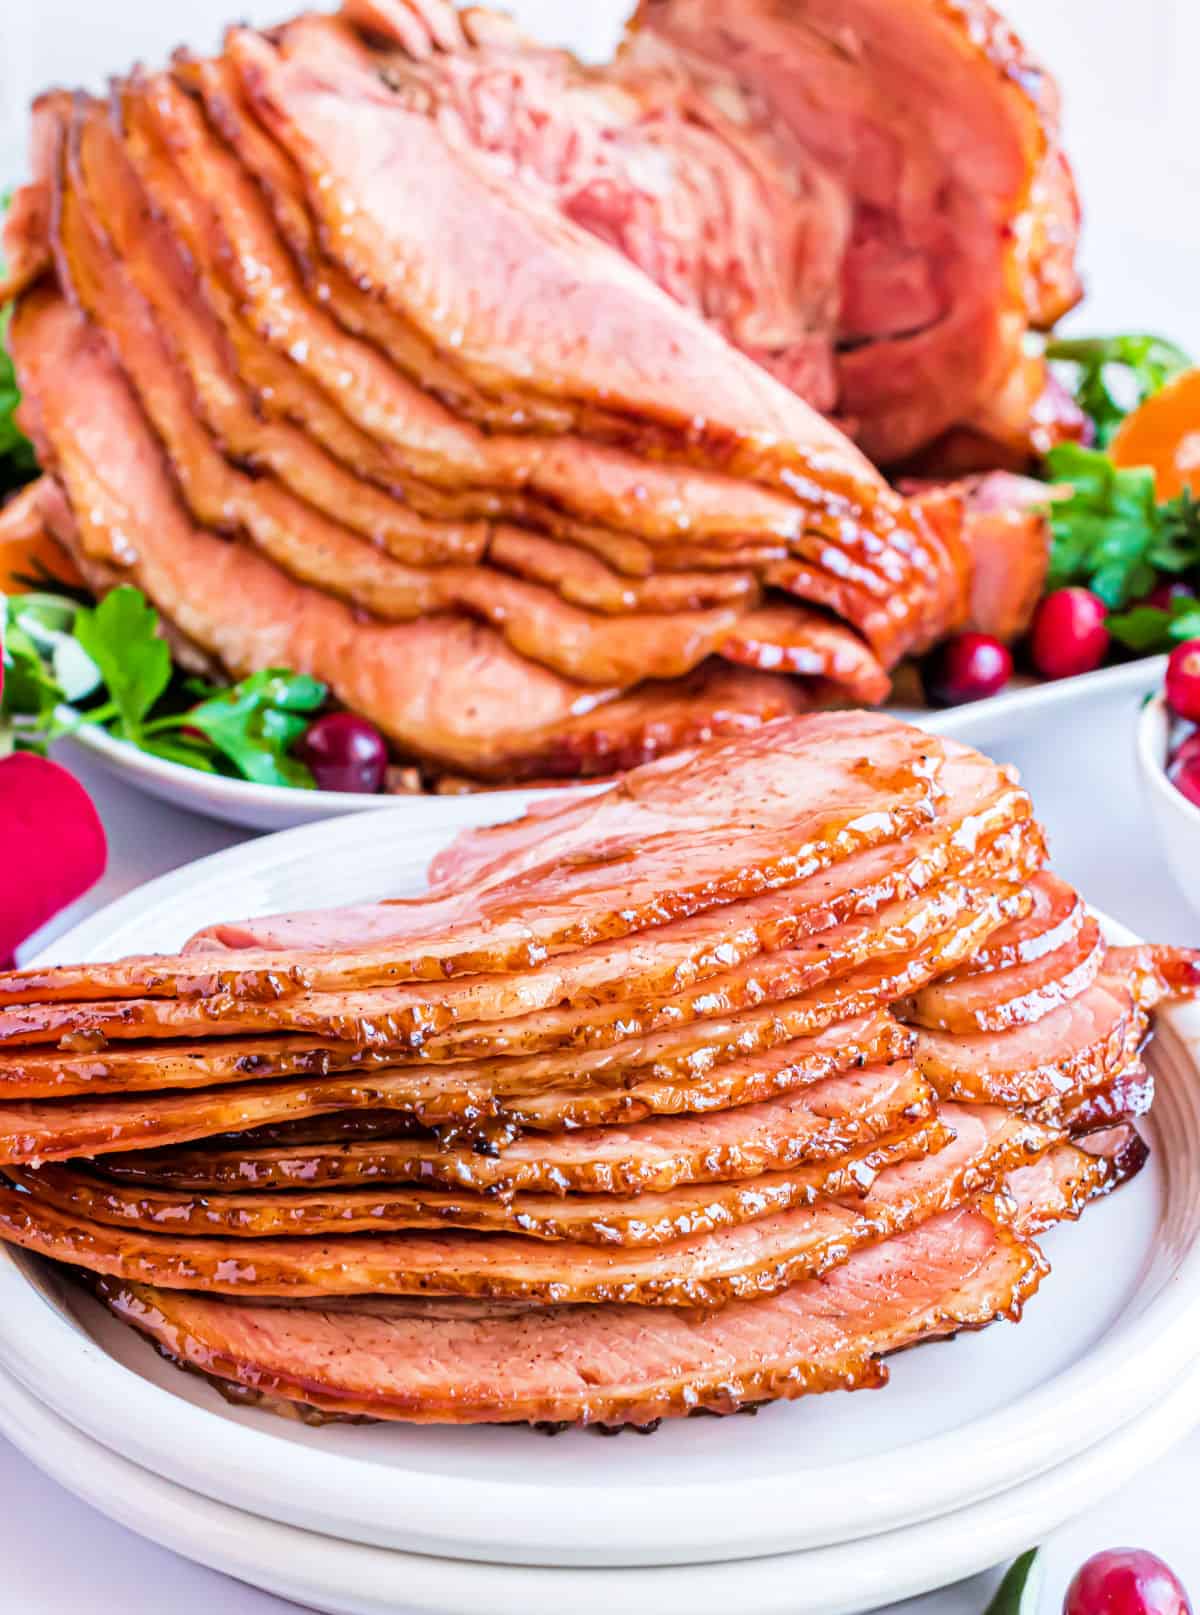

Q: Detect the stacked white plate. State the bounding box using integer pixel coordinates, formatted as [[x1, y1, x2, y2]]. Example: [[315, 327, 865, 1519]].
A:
[[2, 760, 1200, 1615]]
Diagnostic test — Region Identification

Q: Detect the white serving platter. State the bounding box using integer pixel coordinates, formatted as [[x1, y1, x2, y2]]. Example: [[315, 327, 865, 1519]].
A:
[[0, 1351, 1197, 1615], [1, 798, 1197, 1571], [62, 657, 1167, 832], [61, 712, 592, 833]]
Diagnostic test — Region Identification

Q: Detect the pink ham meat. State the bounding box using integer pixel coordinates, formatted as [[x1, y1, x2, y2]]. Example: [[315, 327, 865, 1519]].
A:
[[0, 983, 914, 1104], [0, 856, 1028, 1051], [944, 871, 1085, 975], [0, 757, 1037, 1070], [91, 1064, 942, 1197], [232, 16, 895, 497], [7, 1122, 948, 1245], [193, 735, 1026, 960], [0, 1013, 908, 1167], [11, 292, 820, 785], [0, 92, 64, 302], [0, 710, 953, 1008], [912, 982, 1146, 1110], [88, 1202, 1046, 1425], [1001, 1126, 1148, 1237], [0, 1104, 1037, 1304], [1061, 1064, 1154, 1135], [629, 0, 1082, 464], [901, 915, 1105, 1035]]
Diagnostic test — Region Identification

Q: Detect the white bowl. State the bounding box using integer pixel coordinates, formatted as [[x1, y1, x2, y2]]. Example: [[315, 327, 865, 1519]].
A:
[[1136, 691, 1200, 916]]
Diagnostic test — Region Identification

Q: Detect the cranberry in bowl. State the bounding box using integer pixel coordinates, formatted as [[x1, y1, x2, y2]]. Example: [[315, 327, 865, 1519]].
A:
[[1137, 641, 1200, 916]]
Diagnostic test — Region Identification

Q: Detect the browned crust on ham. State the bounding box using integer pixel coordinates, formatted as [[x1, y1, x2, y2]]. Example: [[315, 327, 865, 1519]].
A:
[[7, 1121, 947, 1245], [90, 1066, 942, 1197]]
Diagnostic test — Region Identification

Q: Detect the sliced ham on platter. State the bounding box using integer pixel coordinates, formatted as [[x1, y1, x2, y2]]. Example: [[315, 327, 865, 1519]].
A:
[[0, 712, 1193, 1427], [0, 0, 1078, 783]]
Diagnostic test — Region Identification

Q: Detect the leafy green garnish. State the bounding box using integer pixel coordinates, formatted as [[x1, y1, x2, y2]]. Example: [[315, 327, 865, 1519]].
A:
[[1043, 444, 1200, 608], [982, 1550, 1042, 1615], [73, 587, 172, 743], [1047, 334, 1193, 447], [0, 584, 331, 788], [1108, 591, 1200, 654], [162, 669, 327, 789]]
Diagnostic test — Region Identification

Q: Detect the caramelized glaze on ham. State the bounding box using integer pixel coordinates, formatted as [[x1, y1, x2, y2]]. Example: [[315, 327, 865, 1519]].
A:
[[93, 1064, 943, 1197], [0, 711, 955, 1008], [0, 711, 1187, 1428], [89, 1203, 1046, 1425]]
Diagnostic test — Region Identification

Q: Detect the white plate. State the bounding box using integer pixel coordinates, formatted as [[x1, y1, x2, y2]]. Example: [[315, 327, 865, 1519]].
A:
[[62, 657, 1166, 832], [1, 1353, 1198, 1615], [62, 715, 592, 833], [3, 807, 1199, 1569]]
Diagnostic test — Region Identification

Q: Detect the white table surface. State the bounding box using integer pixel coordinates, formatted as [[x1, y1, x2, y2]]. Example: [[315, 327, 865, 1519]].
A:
[[8, 677, 1200, 1615]]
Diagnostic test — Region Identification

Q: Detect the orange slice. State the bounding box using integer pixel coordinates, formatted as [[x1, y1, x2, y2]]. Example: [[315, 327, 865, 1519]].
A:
[[1109, 367, 1200, 500]]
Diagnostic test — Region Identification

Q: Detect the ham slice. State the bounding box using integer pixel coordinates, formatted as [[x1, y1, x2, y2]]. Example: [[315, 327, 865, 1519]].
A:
[[8, 1121, 949, 1245], [56, 119, 878, 695], [913, 983, 1146, 1109], [631, 0, 1080, 463], [233, 16, 896, 500], [0, 873, 1022, 1052], [901, 915, 1105, 1035], [1061, 1064, 1154, 1135], [0, 710, 951, 1007], [0, 1104, 1039, 1303], [87, 1202, 1045, 1425], [0, 1015, 909, 1166], [67, 96, 493, 566], [88, 1064, 940, 1197], [0, 92, 64, 304], [1001, 1127, 1148, 1237], [942, 871, 1085, 975]]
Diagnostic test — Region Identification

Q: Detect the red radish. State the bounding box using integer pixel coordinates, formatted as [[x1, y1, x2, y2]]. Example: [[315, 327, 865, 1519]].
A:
[[296, 712, 389, 794], [1030, 587, 1110, 680], [1165, 640, 1200, 722], [1064, 1549, 1192, 1615], [0, 752, 107, 965], [923, 633, 1012, 706]]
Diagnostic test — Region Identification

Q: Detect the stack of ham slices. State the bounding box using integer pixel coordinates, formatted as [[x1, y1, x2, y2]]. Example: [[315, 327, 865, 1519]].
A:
[[0, 0, 1072, 784], [0, 713, 1190, 1428]]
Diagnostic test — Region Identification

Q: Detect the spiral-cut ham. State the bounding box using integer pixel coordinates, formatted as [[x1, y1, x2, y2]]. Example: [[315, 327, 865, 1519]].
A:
[[0, 0, 1076, 781]]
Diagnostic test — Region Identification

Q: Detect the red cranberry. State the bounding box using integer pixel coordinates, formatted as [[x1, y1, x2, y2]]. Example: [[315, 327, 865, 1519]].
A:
[[923, 632, 1013, 706], [1030, 588, 1110, 680], [1064, 1550, 1192, 1615], [1145, 580, 1196, 612], [296, 712, 389, 794], [1165, 640, 1200, 722]]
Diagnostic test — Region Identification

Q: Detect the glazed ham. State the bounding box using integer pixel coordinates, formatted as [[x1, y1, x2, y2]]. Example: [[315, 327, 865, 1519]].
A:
[[0, 712, 956, 1007], [7, 1123, 947, 1245], [89, 1203, 1047, 1426], [93, 1065, 943, 1198], [0, 714, 1190, 1426], [0, 1104, 1045, 1304], [0, 0, 1076, 780]]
